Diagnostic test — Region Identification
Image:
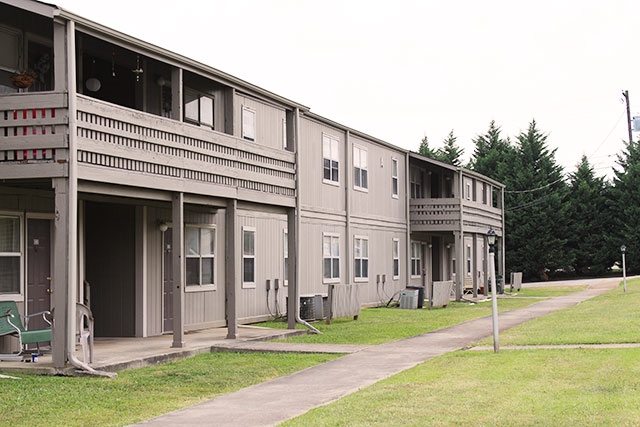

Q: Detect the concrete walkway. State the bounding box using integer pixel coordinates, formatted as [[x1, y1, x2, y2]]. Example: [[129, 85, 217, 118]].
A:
[[135, 277, 620, 427]]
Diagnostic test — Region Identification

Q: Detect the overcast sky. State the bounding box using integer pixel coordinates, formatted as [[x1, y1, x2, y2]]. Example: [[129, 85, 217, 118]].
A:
[[55, 0, 640, 178]]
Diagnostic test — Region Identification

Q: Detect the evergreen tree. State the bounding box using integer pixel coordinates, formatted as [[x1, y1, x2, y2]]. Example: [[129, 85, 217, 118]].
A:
[[609, 136, 640, 274], [468, 120, 512, 177], [566, 156, 614, 275], [435, 130, 464, 166], [418, 136, 436, 158], [503, 120, 571, 280]]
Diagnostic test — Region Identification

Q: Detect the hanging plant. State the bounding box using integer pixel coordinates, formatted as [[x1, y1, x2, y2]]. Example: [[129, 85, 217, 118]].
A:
[[10, 69, 38, 89]]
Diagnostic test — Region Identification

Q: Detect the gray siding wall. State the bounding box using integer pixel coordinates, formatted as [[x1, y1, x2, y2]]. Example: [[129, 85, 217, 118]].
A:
[[236, 209, 288, 323], [349, 135, 406, 221], [234, 93, 286, 151], [298, 117, 346, 213], [146, 206, 226, 336]]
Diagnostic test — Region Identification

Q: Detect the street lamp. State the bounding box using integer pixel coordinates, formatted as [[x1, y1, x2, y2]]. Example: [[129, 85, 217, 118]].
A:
[[487, 228, 499, 353], [621, 245, 627, 293]]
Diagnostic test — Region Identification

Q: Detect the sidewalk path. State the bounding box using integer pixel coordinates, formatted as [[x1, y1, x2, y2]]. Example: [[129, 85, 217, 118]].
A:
[[135, 277, 620, 427]]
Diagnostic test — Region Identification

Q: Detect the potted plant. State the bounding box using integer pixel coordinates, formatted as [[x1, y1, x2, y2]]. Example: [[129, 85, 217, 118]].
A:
[[10, 69, 38, 89]]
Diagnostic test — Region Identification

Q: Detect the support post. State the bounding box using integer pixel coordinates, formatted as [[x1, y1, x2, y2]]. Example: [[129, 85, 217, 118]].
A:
[[287, 208, 298, 329], [225, 199, 238, 338], [489, 237, 499, 353], [171, 192, 184, 348]]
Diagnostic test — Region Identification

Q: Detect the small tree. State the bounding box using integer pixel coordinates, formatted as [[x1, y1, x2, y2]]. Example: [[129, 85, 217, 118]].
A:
[[435, 130, 464, 166], [418, 136, 436, 158]]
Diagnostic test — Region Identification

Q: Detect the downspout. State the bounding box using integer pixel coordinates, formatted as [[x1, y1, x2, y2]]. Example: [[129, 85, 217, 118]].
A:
[[292, 109, 319, 333], [59, 16, 115, 378], [405, 154, 411, 287]]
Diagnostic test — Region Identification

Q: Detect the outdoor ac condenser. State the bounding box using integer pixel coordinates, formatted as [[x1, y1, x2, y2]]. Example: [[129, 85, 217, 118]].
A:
[[399, 289, 418, 309]]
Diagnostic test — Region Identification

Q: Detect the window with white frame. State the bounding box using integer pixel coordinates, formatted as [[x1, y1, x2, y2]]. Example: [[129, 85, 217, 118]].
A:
[[353, 145, 368, 190], [354, 236, 369, 281], [410, 170, 422, 199], [242, 105, 256, 141], [185, 227, 215, 288], [411, 242, 421, 277], [282, 118, 287, 149], [283, 230, 289, 286], [323, 234, 340, 281], [466, 245, 472, 275], [392, 238, 400, 279], [391, 158, 399, 198], [466, 182, 471, 200], [184, 89, 214, 128], [243, 227, 256, 287], [0, 215, 20, 294], [323, 134, 339, 184]]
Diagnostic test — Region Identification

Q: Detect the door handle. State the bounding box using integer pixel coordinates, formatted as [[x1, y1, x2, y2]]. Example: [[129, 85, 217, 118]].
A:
[[46, 277, 51, 281], [47, 289, 53, 294]]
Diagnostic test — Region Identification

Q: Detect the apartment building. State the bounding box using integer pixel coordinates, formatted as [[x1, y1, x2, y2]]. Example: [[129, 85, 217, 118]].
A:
[[0, 0, 504, 369]]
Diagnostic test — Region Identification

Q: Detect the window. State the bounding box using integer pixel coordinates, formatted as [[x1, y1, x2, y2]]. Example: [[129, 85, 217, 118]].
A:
[[323, 134, 339, 184], [466, 182, 471, 200], [392, 238, 400, 279], [353, 145, 368, 190], [243, 228, 256, 287], [354, 237, 369, 281], [242, 106, 256, 141], [283, 230, 289, 286], [323, 234, 340, 282], [282, 118, 287, 149], [184, 89, 214, 128], [185, 227, 215, 288], [410, 171, 422, 199], [0, 215, 21, 294], [466, 245, 472, 275], [391, 158, 399, 198], [411, 242, 421, 278]]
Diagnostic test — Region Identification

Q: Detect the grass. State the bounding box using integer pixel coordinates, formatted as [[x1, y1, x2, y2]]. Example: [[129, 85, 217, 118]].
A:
[[0, 281, 595, 426], [0, 352, 338, 427], [281, 279, 640, 427], [281, 348, 640, 426], [260, 285, 584, 345]]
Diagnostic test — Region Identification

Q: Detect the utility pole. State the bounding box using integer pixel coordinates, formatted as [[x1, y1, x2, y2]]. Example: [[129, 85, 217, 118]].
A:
[[623, 90, 633, 144]]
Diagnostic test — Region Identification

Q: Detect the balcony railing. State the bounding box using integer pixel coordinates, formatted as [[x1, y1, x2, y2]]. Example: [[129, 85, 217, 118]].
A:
[[410, 197, 502, 234], [0, 92, 69, 179], [75, 95, 296, 206]]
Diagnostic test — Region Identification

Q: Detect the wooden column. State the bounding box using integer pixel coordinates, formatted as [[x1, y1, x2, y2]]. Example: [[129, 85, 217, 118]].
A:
[[287, 208, 298, 329], [225, 199, 238, 339], [171, 192, 184, 348]]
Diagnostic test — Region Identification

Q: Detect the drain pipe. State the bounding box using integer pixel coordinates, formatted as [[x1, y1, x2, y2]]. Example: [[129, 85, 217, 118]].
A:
[[67, 352, 116, 378]]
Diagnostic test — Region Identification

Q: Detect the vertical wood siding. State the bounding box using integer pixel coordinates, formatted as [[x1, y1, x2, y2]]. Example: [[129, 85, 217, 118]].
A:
[[234, 93, 286, 151]]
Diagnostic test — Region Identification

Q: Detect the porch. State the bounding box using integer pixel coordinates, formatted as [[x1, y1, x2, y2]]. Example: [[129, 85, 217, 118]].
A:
[[0, 325, 306, 376]]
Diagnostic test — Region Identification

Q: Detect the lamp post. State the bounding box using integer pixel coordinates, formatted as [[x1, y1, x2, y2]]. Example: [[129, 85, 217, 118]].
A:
[[487, 228, 499, 353], [621, 245, 627, 293]]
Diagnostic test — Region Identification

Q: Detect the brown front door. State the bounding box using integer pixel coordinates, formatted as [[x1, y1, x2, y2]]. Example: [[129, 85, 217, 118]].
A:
[[163, 228, 173, 333], [27, 218, 51, 330]]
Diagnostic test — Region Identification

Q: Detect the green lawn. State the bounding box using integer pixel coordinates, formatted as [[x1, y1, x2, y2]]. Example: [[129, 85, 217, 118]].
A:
[[0, 281, 601, 426], [260, 288, 579, 345], [282, 279, 640, 427], [0, 352, 338, 427]]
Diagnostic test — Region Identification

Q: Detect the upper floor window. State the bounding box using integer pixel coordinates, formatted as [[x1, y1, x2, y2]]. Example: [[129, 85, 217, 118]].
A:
[[243, 227, 256, 287], [466, 182, 471, 201], [392, 238, 400, 279], [0, 215, 21, 294], [353, 145, 368, 191], [184, 89, 214, 128], [323, 134, 339, 184], [354, 236, 369, 281], [185, 226, 215, 288], [466, 245, 472, 275], [391, 158, 399, 198], [410, 171, 422, 199], [323, 233, 340, 282], [242, 106, 256, 141]]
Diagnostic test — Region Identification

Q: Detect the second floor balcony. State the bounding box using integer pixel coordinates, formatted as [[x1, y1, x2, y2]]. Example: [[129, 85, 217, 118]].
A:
[[410, 197, 503, 235]]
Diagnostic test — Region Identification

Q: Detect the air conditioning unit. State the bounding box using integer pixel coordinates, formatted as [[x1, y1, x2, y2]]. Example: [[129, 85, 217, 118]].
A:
[[399, 289, 418, 309], [300, 294, 325, 320]]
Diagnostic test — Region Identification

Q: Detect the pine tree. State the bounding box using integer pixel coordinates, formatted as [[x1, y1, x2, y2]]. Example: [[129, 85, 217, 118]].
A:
[[504, 120, 571, 280], [468, 121, 512, 177], [609, 136, 640, 274], [566, 156, 613, 275], [418, 136, 436, 158], [435, 130, 464, 166]]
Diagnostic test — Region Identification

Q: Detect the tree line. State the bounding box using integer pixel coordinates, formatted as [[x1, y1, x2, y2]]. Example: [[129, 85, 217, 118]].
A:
[[418, 120, 637, 281]]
